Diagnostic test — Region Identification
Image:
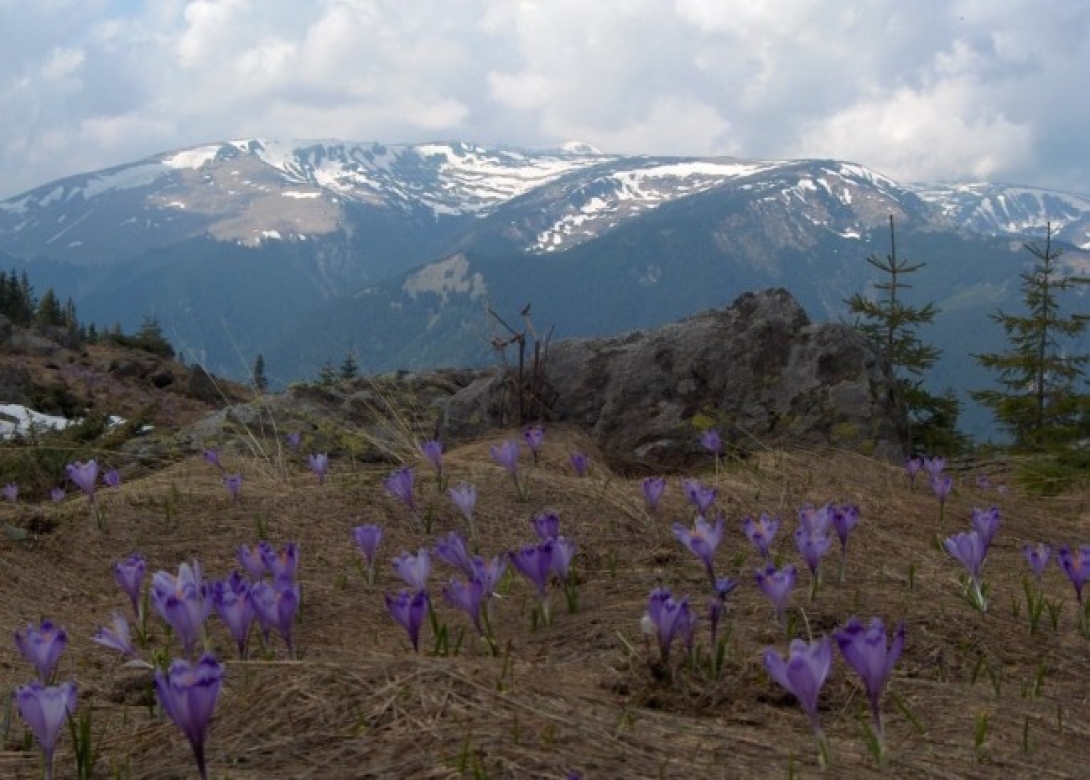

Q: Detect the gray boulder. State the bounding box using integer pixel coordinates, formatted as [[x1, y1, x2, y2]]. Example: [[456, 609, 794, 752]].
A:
[[441, 289, 905, 469]]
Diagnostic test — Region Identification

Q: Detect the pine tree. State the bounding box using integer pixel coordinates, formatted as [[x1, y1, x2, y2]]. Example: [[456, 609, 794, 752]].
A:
[[971, 223, 1090, 450], [339, 352, 359, 381], [317, 360, 337, 387], [35, 288, 65, 327], [252, 354, 269, 391], [846, 215, 963, 453]]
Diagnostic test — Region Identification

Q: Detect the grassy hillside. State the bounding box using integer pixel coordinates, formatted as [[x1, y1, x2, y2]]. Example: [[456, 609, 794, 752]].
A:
[[0, 416, 1088, 778]]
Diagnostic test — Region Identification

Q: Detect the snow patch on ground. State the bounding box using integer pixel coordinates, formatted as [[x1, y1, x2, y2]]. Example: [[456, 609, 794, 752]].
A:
[[162, 146, 222, 170]]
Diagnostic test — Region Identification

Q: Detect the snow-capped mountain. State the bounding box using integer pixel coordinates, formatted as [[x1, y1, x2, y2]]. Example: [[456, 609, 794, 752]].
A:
[[0, 139, 1086, 443], [908, 181, 1090, 249]]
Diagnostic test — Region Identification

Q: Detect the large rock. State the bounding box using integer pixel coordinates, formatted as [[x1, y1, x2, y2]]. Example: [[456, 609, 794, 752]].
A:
[[440, 289, 905, 469]]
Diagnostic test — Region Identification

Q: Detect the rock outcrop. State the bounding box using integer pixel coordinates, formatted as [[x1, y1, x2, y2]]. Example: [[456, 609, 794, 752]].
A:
[[440, 289, 905, 469]]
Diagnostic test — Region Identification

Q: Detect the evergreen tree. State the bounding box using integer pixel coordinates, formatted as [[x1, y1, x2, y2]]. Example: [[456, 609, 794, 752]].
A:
[[339, 352, 359, 381], [317, 360, 337, 387], [35, 288, 65, 327], [252, 353, 269, 391], [971, 223, 1090, 450], [846, 215, 963, 453]]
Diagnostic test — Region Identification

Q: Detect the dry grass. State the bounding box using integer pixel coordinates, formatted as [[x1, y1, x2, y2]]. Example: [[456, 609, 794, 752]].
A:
[[1, 425, 1089, 779]]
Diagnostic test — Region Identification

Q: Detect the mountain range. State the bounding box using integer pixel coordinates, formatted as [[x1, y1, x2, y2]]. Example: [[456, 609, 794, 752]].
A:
[[1, 139, 1088, 441]]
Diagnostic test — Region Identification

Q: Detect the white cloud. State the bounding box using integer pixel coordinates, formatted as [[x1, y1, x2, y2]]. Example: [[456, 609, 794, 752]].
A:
[[1, 0, 1089, 197]]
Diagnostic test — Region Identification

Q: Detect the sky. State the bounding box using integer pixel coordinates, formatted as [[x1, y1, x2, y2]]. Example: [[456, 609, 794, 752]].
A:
[[2, 0, 1090, 200]]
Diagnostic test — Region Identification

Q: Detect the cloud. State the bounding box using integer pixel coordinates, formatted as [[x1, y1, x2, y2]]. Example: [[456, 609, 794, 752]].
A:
[[1, 0, 1089, 197]]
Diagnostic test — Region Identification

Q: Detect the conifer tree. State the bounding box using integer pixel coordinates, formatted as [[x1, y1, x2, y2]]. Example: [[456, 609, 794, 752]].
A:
[[339, 352, 359, 382], [846, 215, 963, 453], [317, 360, 337, 387], [971, 223, 1089, 450], [252, 353, 269, 391]]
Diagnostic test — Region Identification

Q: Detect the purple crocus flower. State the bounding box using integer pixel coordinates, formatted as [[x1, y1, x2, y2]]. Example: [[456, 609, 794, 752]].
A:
[[510, 540, 554, 599], [471, 554, 508, 596], [3, 482, 17, 502], [392, 548, 431, 591], [797, 503, 832, 536], [764, 636, 832, 743], [223, 473, 242, 503], [433, 531, 476, 577], [448, 482, 477, 523], [1057, 545, 1090, 604], [149, 561, 212, 656], [672, 514, 724, 584], [944, 530, 988, 609], [259, 541, 299, 582], [212, 573, 254, 657], [681, 478, 716, 515], [15, 619, 67, 681], [250, 579, 299, 654], [421, 440, 443, 475], [66, 459, 98, 500], [49, 486, 65, 503], [154, 654, 225, 780], [834, 617, 905, 738], [794, 527, 832, 584], [385, 589, 429, 651], [551, 536, 577, 580], [700, 427, 723, 454], [923, 456, 946, 477], [103, 468, 121, 488], [383, 467, 416, 513], [114, 553, 147, 618], [285, 430, 302, 450], [16, 680, 76, 780], [1023, 541, 1051, 582], [904, 457, 923, 488], [202, 449, 222, 470], [532, 511, 561, 541], [569, 452, 589, 477], [975, 475, 993, 490], [830, 504, 860, 552], [236, 544, 266, 580], [742, 513, 780, 560], [92, 613, 139, 659], [443, 577, 486, 634], [970, 506, 1000, 551], [523, 425, 545, 462], [644, 588, 693, 662], [931, 474, 954, 520], [308, 453, 329, 484], [490, 439, 521, 475], [352, 524, 383, 580], [642, 476, 666, 514], [755, 563, 797, 624]]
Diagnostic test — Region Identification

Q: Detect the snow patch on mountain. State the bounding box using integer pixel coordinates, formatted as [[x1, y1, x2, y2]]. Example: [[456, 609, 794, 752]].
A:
[[162, 146, 222, 170], [532, 160, 779, 252], [402, 254, 487, 304]]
